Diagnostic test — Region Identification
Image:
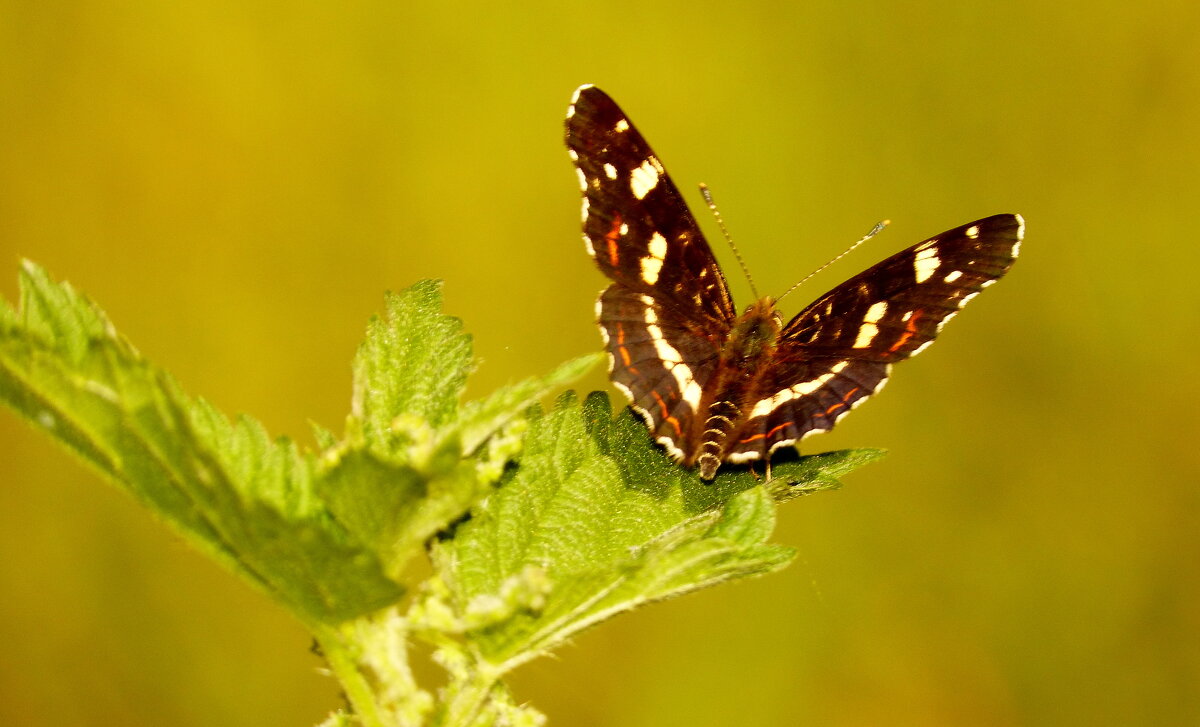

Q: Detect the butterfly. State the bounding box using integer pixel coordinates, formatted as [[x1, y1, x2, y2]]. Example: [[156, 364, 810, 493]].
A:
[[565, 85, 1021, 480]]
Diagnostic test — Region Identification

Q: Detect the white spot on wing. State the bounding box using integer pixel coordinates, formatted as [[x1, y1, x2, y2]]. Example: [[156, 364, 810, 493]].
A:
[[943, 270, 963, 283], [800, 427, 827, 442], [681, 380, 703, 410], [853, 327, 877, 349], [727, 451, 762, 464], [965, 225, 980, 239], [1013, 214, 1025, 257], [575, 168, 588, 191], [630, 158, 660, 200], [639, 232, 668, 284], [641, 256, 664, 284], [615, 381, 635, 404], [570, 84, 592, 106], [911, 340, 934, 356], [767, 438, 798, 455], [655, 434, 685, 461], [603, 163, 618, 180], [914, 246, 940, 283], [648, 232, 668, 260], [747, 361, 850, 418], [873, 365, 892, 393], [749, 394, 786, 420], [851, 300, 888, 348], [641, 296, 701, 411], [615, 118, 630, 132]]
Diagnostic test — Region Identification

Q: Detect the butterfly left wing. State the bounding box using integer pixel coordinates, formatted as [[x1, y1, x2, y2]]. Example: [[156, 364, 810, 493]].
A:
[[567, 85, 739, 463], [725, 214, 1023, 464]]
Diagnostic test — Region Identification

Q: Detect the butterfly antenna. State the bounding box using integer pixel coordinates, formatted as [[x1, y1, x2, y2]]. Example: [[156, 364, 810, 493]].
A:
[[775, 219, 890, 305], [699, 183, 760, 300]]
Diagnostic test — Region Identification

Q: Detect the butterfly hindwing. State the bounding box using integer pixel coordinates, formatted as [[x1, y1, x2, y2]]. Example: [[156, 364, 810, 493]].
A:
[[725, 356, 891, 464], [597, 285, 725, 460]]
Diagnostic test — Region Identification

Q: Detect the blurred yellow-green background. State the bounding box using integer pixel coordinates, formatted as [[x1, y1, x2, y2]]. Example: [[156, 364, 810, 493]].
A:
[[1, 2, 1197, 725]]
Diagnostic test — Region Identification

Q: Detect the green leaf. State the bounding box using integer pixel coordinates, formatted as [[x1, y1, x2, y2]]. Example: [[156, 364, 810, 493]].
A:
[[432, 391, 879, 672], [318, 445, 487, 581], [351, 280, 473, 454], [327, 283, 599, 579], [765, 447, 888, 502], [454, 352, 603, 455], [0, 262, 403, 625]]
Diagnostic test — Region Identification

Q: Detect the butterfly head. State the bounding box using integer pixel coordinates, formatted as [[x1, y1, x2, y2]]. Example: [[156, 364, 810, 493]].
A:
[[728, 297, 784, 361]]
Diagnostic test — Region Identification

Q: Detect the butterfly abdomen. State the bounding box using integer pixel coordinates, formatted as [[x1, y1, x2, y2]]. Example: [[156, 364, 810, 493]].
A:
[[695, 399, 741, 479], [690, 301, 785, 479]]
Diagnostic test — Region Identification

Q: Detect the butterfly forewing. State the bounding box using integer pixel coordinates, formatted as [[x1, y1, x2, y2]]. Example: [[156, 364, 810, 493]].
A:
[[782, 214, 1022, 359], [566, 85, 736, 327], [565, 84, 1022, 479]]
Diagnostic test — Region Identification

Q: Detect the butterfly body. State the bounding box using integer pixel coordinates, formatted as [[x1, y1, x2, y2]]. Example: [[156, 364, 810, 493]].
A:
[[681, 299, 780, 475], [566, 85, 1021, 480]]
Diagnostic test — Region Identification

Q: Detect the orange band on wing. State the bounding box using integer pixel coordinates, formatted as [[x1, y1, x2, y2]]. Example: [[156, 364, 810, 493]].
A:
[[650, 390, 683, 437], [615, 322, 638, 373], [605, 213, 623, 266], [739, 421, 791, 445], [889, 309, 924, 353]]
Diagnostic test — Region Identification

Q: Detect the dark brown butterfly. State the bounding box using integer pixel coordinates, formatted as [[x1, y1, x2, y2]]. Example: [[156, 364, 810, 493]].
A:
[[566, 85, 1021, 479]]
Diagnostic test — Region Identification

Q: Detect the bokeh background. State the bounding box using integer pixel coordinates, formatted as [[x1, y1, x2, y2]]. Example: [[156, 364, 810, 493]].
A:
[[1, 2, 1197, 725]]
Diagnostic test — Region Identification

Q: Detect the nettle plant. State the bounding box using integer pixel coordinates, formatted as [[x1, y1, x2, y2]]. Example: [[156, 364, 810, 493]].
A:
[[0, 262, 881, 727]]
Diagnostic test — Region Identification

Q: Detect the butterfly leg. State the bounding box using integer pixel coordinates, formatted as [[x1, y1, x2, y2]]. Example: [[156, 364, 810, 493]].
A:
[[745, 461, 762, 482]]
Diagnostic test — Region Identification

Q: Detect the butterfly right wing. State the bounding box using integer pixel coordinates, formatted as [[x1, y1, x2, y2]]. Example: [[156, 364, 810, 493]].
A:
[[566, 85, 737, 328]]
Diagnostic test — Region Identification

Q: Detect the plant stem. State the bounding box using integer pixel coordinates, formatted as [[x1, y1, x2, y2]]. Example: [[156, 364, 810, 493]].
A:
[[437, 660, 499, 727], [314, 624, 389, 727]]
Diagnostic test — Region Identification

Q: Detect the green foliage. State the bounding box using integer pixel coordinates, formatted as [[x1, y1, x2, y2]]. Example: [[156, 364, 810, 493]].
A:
[[433, 392, 797, 671], [0, 262, 402, 623], [0, 261, 883, 727]]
